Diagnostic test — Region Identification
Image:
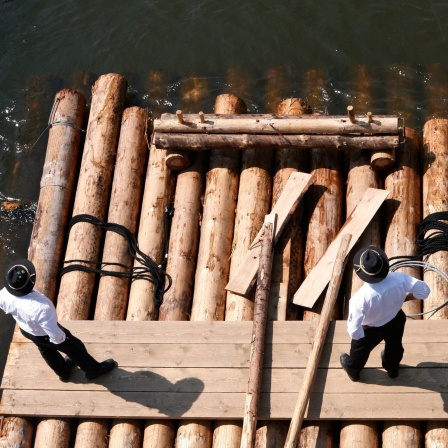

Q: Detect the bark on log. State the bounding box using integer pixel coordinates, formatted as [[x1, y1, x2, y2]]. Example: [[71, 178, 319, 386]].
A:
[[176, 421, 213, 448], [74, 419, 109, 448], [240, 215, 276, 448], [302, 148, 344, 321], [143, 421, 176, 448], [425, 421, 448, 447], [108, 420, 143, 448], [343, 65, 383, 318], [422, 118, 448, 319], [34, 418, 72, 448], [385, 127, 423, 317], [126, 144, 175, 321], [0, 416, 34, 448], [299, 422, 335, 448], [225, 131, 273, 320], [159, 154, 206, 321], [269, 98, 311, 322], [340, 421, 379, 448], [190, 93, 245, 321], [56, 73, 127, 320], [27, 89, 86, 301], [382, 422, 422, 448], [155, 114, 400, 135], [154, 133, 399, 152], [94, 107, 148, 321]]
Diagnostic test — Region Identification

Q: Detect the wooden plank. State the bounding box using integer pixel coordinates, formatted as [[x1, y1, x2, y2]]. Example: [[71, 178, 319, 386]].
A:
[[11, 320, 448, 345], [2, 389, 448, 420], [226, 172, 314, 295], [293, 188, 390, 308], [155, 114, 401, 135]]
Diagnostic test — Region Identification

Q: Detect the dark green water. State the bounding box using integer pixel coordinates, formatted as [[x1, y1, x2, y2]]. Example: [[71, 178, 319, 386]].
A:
[[1, 0, 448, 380]]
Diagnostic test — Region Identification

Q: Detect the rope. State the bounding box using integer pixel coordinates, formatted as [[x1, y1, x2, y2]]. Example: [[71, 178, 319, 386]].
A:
[[61, 214, 172, 308], [388, 212, 448, 318]]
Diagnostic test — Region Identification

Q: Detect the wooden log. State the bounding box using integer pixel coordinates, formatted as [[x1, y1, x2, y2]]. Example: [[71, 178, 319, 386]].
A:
[[269, 98, 311, 321], [154, 114, 401, 135], [225, 67, 255, 102], [153, 132, 400, 152], [179, 76, 210, 113], [423, 63, 448, 120], [382, 421, 422, 448], [285, 234, 351, 448], [165, 149, 191, 170], [159, 154, 205, 321], [385, 128, 423, 317], [190, 93, 245, 321], [176, 421, 213, 448], [56, 73, 127, 320], [264, 66, 290, 114], [240, 215, 277, 448], [94, 107, 149, 321], [340, 421, 379, 447], [343, 65, 383, 318], [302, 148, 344, 320], [74, 419, 109, 448], [28, 89, 86, 300], [68, 71, 95, 101], [108, 419, 143, 448], [144, 70, 169, 119], [225, 129, 273, 320], [254, 421, 288, 447], [422, 118, 448, 319], [126, 144, 175, 321], [0, 416, 34, 448], [34, 418, 71, 448], [214, 422, 243, 448], [299, 422, 335, 448], [425, 421, 448, 447], [143, 420, 176, 448]]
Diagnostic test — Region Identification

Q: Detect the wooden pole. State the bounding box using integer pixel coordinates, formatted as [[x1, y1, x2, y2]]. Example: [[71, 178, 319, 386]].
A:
[[240, 214, 277, 448], [56, 73, 127, 320], [269, 98, 311, 322], [154, 114, 401, 135], [385, 127, 423, 317], [422, 118, 448, 319], [126, 144, 175, 321], [159, 155, 206, 321], [284, 233, 352, 448], [94, 107, 149, 320]]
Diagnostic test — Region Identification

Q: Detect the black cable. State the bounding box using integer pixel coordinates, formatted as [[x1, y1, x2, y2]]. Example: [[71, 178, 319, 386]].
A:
[[61, 214, 171, 308]]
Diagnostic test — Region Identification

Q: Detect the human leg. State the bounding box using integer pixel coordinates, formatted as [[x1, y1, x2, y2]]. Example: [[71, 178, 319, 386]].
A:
[[382, 309, 406, 376]]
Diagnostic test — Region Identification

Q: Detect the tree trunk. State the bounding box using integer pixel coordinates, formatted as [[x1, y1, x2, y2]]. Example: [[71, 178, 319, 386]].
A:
[[340, 421, 378, 448], [176, 421, 213, 448], [425, 421, 448, 447], [422, 119, 448, 318], [385, 127, 423, 316], [126, 144, 176, 321], [74, 419, 109, 448], [34, 418, 72, 448], [28, 89, 86, 301], [0, 417, 34, 448], [57, 73, 127, 320], [213, 422, 243, 448], [94, 107, 148, 320], [143, 420, 176, 448], [382, 421, 422, 448], [159, 155, 206, 321], [108, 420, 143, 448], [269, 98, 311, 322], [299, 422, 335, 448]]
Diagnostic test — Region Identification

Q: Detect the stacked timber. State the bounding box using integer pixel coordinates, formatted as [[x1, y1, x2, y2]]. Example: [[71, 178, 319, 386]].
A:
[[5, 68, 448, 448]]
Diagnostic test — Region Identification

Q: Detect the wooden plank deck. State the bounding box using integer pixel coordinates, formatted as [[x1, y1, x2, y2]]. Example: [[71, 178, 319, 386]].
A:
[[1, 320, 448, 420]]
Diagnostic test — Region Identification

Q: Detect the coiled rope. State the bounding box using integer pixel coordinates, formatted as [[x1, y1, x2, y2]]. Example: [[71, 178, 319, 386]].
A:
[[61, 214, 172, 308], [389, 211, 448, 318]]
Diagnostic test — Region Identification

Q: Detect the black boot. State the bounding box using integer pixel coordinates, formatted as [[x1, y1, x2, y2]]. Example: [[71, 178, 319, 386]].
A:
[[340, 353, 360, 382], [86, 359, 118, 381], [381, 350, 399, 378], [59, 356, 74, 382]]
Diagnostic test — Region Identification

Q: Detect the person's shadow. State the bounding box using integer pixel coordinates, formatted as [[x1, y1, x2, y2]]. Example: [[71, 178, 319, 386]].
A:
[[359, 361, 448, 413], [70, 367, 204, 417]]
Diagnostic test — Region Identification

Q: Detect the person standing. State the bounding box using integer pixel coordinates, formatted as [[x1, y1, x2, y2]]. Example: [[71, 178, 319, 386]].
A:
[[340, 246, 430, 382], [0, 259, 117, 382]]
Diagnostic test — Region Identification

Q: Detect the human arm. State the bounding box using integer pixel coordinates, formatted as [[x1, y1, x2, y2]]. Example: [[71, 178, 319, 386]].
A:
[[406, 277, 430, 300], [347, 297, 366, 340], [37, 305, 66, 344]]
